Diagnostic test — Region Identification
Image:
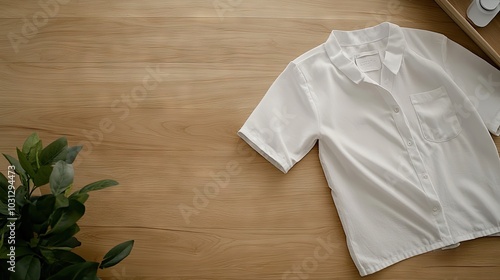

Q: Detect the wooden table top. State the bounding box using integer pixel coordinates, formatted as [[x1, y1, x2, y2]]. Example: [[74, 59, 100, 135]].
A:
[[0, 0, 499, 279]]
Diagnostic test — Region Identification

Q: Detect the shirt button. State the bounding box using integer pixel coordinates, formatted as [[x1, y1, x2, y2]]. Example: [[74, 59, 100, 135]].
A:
[[407, 141, 413, 146], [433, 207, 439, 215], [423, 174, 429, 179], [393, 107, 400, 113]]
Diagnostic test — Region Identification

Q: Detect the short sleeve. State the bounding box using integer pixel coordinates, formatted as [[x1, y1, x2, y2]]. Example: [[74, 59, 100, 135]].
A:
[[237, 62, 319, 173], [442, 37, 500, 136]]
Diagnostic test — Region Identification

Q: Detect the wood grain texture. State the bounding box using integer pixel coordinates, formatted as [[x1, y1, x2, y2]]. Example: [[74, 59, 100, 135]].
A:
[[0, 0, 499, 279], [435, 0, 500, 66]]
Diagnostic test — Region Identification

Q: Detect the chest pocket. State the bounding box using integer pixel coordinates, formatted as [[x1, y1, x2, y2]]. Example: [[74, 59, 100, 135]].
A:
[[410, 87, 462, 142]]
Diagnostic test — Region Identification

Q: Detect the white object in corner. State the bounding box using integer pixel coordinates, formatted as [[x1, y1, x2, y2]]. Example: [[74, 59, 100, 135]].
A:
[[467, 0, 500, 27]]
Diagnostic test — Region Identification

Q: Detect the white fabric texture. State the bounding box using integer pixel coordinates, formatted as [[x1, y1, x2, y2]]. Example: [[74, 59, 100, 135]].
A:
[[237, 22, 500, 276]]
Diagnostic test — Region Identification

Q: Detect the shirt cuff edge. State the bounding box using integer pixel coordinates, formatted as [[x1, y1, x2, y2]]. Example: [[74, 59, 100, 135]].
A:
[[237, 128, 290, 174]]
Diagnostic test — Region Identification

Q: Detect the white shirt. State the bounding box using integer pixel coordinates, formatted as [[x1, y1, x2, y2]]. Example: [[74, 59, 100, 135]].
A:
[[237, 22, 500, 276]]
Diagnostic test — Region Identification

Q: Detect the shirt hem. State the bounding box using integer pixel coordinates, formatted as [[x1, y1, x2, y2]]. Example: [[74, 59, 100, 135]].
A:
[[489, 109, 500, 136], [358, 226, 500, 276]]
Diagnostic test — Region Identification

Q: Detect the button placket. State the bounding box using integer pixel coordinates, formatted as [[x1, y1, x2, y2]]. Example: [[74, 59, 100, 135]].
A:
[[375, 85, 452, 240], [380, 64, 393, 91]]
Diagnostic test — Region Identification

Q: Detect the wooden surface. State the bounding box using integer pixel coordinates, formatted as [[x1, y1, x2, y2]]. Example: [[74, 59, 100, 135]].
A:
[[1, 0, 500, 279], [435, 0, 500, 67]]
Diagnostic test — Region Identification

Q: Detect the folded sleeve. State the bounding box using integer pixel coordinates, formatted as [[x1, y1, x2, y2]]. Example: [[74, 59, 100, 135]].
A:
[[237, 62, 320, 173], [442, 37, 500, 136]]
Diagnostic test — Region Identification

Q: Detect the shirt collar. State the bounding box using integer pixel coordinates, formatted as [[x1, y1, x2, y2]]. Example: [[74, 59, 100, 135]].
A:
[[324, 22, 405, 84]]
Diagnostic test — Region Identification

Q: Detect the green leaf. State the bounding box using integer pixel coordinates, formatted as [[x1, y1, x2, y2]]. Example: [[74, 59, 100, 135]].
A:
[[49, 161, 74, 195], [40, 137, 68, 166], [31, 141, 43, 167], [39, 248, 59, 264], [22, 133, 42, 167], [69, 192, 89, 204], [40, 224, 80, 247], [44, 199, 85, 236], [47, 206, 62, 230], [11, 255, 40, 280], [0, 244, 35, 262], [43, 251, 87, 279], [30, 194, 55, 225], [0, 172, 8, 202], [17, 148, 36, 179], [0, 173, 8, 215], [30, 200, 51, 233], [33, 165, 53, 187], [29, 236, 39, 247], [40, 248, 85, 265], [55, 236, 81, 248], [0, 172, 8, 189], [47, 261, 99, 280], [65, 146, 82, 164], [54, 194, 69, 209], [19, 204, 35, 242], [52, 148, 68, 163], [15, 246, 35, 259], [64, 184, 73, 197], [77, 179, 119, 195], [29, 202, 46, 225], [22, 133, 41, 155], [0, 222, 8, 249], [0, 200, 8, 215], [3, 153, 25, 178], [55, 250, 86, 264], [32, 222, 50, 235], [15, 184, 29, 209], [100, 240, 134, 269]]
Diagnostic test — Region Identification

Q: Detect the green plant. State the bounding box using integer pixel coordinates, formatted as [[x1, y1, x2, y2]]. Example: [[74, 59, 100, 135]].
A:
[[0, 133, 134, 279]]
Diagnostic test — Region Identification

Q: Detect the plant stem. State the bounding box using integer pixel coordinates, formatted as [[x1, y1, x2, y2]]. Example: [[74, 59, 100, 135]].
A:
[[29, 185, 39, 198], [26, 178, 31, 199]]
